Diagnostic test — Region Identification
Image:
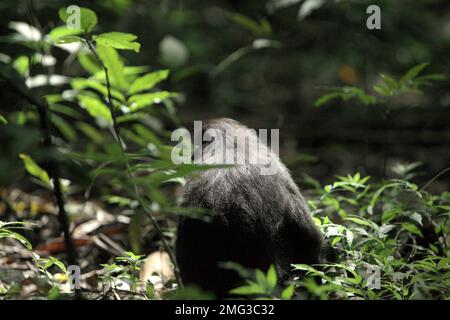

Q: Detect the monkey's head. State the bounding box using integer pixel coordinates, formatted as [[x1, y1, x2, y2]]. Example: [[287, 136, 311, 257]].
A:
[[193, 118, 281, 175]]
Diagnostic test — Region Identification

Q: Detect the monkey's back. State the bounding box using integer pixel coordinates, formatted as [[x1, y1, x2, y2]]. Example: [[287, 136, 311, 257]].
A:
[[176, 164, 323, 297]]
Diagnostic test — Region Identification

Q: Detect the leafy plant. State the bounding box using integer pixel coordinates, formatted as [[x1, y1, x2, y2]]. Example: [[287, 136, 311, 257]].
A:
[[315, 63, 446, 107]]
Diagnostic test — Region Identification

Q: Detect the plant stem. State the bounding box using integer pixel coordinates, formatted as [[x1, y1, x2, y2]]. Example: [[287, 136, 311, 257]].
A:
[[1, 75, 81, 299], [84, 40, 182, 285]]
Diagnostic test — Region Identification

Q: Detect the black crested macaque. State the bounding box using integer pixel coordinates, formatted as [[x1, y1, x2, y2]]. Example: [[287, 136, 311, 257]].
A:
[[175, 118, 323, 297]]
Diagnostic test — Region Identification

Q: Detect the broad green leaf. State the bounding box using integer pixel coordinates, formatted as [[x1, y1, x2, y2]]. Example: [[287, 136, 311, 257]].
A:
[[128, 70, 169, 95], [78, 95, 112, 122], [94, 32, 140, 52], [96, 44, 127, 91], [58, 7, 97, 33], [19, 154, 51, 188]]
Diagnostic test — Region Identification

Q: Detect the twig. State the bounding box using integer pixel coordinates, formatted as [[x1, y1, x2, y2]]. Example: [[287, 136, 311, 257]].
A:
[[83, 40, 182, 285], [0, 75, 81, 299], [420, 167, 450, 192]]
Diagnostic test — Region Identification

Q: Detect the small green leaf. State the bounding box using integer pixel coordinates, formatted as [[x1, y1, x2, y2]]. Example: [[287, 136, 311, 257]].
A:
[[146, 282, 155, 299], [281, 284, 294, 300], [94, 32, 141, 52], [266, 265, 277, 290], [229, 282, 264, 295], [47, 286, 60, 300], [0, 115, 7, 124], [19, 154, 51, 188], [58, 7, 97, 33], [128, 91, 174, 112], [402, 223, 423, 237], [0, 230, 32, 250], [400, 63, 429, 85], [381, 209, 400, 224], [314, 92, 342, 107], [78, 95, 112, 122], [128, 70, 169, 95], [78, 53, 101, 75], [49, 26, 81, 42]]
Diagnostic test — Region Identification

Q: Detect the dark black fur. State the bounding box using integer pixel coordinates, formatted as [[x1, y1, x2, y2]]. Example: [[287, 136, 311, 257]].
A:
[[175, 118, 323, 297]]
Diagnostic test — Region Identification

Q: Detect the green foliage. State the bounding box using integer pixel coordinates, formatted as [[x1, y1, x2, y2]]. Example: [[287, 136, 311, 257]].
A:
[[0, 221, 33, 250], [19, 154, 52, 188], [315, 63, 446, 107], [100, 252, 145, 292], [94, 32, 141, 52], [294, 172, 450, 300], [58, 7, 97, 33]]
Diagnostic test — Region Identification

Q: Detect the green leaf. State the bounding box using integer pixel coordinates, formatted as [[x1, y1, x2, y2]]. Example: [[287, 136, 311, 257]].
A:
[[78, 95, 112, 122], [344, 216, 377, 230], [314, 92, 342, 107], [49, 26, 81, 42], [224, 11, 271, 36], [128, 91, 174, 112], [380, 74, 399, 90], [400, 63, 429, 85], [146, 282, 155, 299], [51, 114, 77, 141], [47, 286, 60, 300], [13, 56, 29, 76], [75, 122, 103, 144], [71, 78, 125, 102], [94, 32, 141, 52], [381, 209, 400, 224], [128, 70, 169, 95], [281, 284, 294, 300], [402, 223, 423, 237], [96, 44, 127, 91], [0, 115, 7, 124], [229, 282, 264, 295], [19, 154, 51, 188], [58, 6, 97, 33], [78, 53, 101, 75], [266, 265, 277, 290], [0, 230, 32, 250]]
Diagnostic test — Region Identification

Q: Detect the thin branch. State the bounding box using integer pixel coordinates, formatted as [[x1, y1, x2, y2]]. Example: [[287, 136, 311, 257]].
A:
[[83, 40, 182, 285], [1, 75, 81, 299]]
